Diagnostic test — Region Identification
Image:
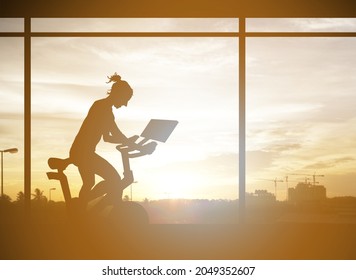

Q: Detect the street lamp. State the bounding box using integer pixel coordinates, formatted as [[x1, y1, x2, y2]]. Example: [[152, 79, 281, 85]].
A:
[[0, 148, 18, 197], [49, 187, 56, 201]]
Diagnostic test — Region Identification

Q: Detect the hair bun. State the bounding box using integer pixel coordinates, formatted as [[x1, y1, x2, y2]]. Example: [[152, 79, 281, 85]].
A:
[[106, 72, 122, 84]]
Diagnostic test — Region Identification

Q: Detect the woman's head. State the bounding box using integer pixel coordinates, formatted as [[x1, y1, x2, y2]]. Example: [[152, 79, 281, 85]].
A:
[[107, 72, 133, 108]]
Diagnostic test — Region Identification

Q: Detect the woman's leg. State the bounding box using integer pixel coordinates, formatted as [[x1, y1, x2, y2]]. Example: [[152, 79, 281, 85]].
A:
[[90, 154, 123, 200], [78, 163, 95, 204], [77, 153, 122, 208]]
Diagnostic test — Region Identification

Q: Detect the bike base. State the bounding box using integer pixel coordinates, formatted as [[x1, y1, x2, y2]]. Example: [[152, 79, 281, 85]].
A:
[[67, 198, 149, 230]]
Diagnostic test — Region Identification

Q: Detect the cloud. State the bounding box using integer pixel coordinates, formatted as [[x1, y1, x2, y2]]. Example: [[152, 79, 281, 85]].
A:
[[31, 18, 238, 33], [303, 157, 355, 170], [32, 36, 237, 86], [0, 113, 23, 144], [0, 112, 23, 120], [0, 18, 23, 32], [292, 18, 356, 32], [0, 125, 10, 134], [0, 38, 23, 77], [247, 150, 277, 173], [246, 35, 356, 181], [31, 36, 238, 127], [247, 18, 356, 32], [247, 38, 356, 103], [264, 143, 302, 153]]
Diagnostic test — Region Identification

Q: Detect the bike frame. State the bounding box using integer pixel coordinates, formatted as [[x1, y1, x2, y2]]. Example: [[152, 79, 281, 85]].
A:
[[47, 141, 156, 209]]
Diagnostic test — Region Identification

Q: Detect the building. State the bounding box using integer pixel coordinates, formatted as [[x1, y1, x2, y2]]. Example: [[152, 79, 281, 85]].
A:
[[246, 189, 276, 206], [288, 183, 326, 204]]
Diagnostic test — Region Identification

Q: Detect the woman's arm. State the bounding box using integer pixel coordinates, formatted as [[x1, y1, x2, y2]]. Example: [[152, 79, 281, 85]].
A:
[[103, 127, 127, 144], [103, 118, 139, 148]]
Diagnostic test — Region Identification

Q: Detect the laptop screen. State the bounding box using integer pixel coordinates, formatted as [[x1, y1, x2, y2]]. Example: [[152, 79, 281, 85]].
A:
[[140, 119, 178, 142]]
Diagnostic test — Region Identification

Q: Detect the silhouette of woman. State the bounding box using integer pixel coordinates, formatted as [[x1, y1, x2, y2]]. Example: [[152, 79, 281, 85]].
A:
[[70, 73, 135, 207]]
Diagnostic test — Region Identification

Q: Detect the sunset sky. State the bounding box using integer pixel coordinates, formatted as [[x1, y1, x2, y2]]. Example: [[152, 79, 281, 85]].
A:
[[1, 18, 356, 202]]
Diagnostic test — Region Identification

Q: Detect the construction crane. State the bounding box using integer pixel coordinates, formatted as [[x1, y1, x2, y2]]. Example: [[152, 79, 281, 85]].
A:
[[286, 175, 311, 185], [289, 172, 324, 185], [285, 175, 307, 187], [259, 178, 284, 199]]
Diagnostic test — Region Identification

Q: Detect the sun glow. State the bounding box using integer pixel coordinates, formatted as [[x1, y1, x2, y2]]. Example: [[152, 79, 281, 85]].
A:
[[145, 171, 206, 200]]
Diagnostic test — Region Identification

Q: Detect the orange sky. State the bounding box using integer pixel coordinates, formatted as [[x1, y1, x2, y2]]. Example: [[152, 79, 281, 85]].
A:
[[1, 18, 356, 201]]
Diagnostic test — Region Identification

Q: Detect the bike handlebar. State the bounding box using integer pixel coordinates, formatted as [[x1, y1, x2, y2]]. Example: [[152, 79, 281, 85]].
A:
[[116, 137, 157, 158]]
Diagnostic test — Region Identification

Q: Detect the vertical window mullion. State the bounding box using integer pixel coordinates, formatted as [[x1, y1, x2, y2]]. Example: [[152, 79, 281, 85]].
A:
[[239, 18, 246, 223], [24, 17, 31, 218]]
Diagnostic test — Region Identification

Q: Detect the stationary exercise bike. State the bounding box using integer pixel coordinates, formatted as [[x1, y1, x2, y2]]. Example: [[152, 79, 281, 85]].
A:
[[46, 119, 178, 227], [46, 137, 157, 226]]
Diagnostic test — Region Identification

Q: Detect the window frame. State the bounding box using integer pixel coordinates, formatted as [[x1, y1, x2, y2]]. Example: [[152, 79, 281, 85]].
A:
[[1, 16, 356, 223]]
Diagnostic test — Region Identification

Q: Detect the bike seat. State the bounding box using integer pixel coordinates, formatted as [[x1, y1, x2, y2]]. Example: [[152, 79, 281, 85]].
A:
[[48, 157, 72, 171]]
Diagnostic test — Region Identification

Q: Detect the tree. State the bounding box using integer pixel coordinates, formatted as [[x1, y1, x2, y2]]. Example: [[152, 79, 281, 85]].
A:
[[0, 194, 12, 214], [16, 191, 25, 204], [31, 188, 48, 203], [123, 195, 130, 202], [0, 194, 12, 204]]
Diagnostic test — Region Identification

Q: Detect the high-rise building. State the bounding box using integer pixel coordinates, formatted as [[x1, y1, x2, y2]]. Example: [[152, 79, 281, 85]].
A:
[[288, 182, 326, 203]]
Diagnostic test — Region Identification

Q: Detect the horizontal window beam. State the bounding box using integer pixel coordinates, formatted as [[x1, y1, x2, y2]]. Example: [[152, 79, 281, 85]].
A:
[[29, 32, 239, 37], [2, 32, 356, 38], [246, 32, 356, 37]]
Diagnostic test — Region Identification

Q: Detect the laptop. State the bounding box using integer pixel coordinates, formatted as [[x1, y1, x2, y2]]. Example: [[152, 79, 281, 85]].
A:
[[140, 119, 178, 143]]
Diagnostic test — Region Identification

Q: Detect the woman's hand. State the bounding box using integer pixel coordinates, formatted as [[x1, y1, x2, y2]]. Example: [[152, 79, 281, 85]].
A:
[[140, 141, 157, 155]]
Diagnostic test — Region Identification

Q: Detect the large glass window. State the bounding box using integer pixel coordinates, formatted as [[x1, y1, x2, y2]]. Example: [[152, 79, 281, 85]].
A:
[[30, 19, 239, 223], [246, 18, 356, 223], [247, 37, 356, 198], [0, 37, 24, 200], [2, 16, 356, 224]]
